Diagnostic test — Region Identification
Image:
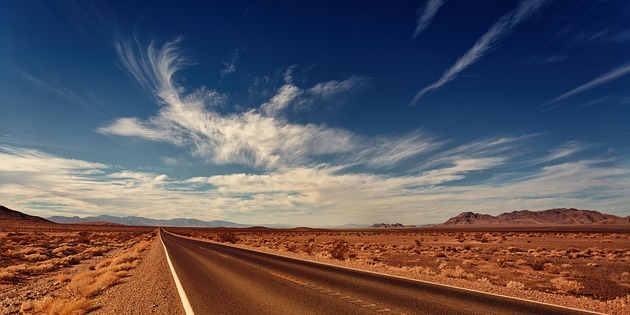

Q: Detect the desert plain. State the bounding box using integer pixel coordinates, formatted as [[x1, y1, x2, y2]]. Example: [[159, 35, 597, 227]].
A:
[[1, 209, 629, 314]]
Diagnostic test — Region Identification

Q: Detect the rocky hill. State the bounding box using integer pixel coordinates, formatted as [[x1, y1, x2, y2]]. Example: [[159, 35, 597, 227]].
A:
[[443, 208, 629, 225], [0, 205, 52, 224], [370, 223, 406, 228]]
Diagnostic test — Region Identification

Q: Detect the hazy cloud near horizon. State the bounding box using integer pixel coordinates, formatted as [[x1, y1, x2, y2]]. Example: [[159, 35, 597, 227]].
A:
[[2, 1, 629, 225]]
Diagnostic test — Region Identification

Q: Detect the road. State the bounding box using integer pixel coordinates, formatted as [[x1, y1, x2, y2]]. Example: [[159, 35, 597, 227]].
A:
[[160, 230, 595, 315]]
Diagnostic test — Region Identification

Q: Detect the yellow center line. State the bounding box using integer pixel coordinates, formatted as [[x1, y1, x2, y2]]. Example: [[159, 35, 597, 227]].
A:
[[217, 253, 231, 259], [268, 272, 307, 285]]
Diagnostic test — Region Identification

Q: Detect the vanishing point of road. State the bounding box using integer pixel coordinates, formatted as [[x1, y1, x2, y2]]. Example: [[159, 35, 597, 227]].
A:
[[160, 230, 596, 315]]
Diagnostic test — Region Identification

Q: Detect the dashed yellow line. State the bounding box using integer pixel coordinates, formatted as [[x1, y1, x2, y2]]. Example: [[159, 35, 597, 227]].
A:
[[268, 272, 307, 285], [217, 253, 231, 259]]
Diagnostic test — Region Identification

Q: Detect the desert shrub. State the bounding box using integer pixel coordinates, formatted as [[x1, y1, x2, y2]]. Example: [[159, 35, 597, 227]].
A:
[[218, 232, 240, 244], [85, 246, 109, 257], [496, 257, 510, 268], [56, 274, 71, 283], [75, 232, 91, 244], [477, 277, 491, 284], [529, 259, 547, 271], [303, 243, 316, 255], [0, 270, 15, 281], [25, 253, 49, 262], [440, 265, 475, 280], [506, 281, 525, 289], [551, 277, 584, 294], [329, 239, 352, 260], [21, 296, 93, 315], [69, 269, 125, 297], [286, 243, 299, 252]]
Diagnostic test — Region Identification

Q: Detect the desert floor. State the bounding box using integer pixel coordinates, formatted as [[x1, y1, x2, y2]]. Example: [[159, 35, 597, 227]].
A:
[[0, 223, 182, 315], [168, 226, 630, 315]]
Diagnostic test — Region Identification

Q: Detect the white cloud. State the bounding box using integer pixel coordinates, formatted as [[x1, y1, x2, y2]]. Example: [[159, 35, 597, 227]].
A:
[[260, 84, 302, 116], [100, 39, 395, 170], [308, 76, 368, 99], [2, 144, 628, 225], [551, 63, 630, 102], [220, 49, 242, 79], [20, 71, 95, 108], [411, 0, 546, 105], [531, 141, 588, 164], [411, 0, 447, 40]]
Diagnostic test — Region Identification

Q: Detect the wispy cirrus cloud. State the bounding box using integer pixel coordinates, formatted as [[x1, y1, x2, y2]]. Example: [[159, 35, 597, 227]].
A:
[[101, 38, 376, 170], [411, 0, 447, 40], [220, 49, 242, 79], [20, 71, 91, 107], [410, 0, 546, 105], [530, 141, 589, 165], [551, 63, 630, 103]]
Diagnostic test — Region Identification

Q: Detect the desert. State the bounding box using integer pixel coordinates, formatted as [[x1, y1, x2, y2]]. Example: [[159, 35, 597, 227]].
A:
[[2, 205, 629, 314]]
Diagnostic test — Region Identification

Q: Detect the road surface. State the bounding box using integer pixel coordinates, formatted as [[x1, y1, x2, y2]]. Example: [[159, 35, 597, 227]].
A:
[[160, 230, 594, 315]]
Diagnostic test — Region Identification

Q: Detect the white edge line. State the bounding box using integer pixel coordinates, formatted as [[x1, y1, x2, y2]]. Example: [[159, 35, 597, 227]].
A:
[[164, 230, 604, 315], [160, 229, 195, 315]]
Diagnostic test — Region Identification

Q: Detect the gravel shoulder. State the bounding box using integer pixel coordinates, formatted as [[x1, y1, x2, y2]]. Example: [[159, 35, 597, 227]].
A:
[[91, 238, 184, 315]]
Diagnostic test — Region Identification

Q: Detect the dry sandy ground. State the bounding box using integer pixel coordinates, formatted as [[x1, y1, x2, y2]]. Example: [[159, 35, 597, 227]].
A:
[[0, 223, 183, 315], [168, 227, 630, 315], [91, 238, 184, 315]]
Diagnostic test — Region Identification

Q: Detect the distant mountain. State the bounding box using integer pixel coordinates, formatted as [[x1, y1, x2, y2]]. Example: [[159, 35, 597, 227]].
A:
[[370, 223, 406, 228], [443, 208, 630, 226], [335, 223, 371, 229], [47, 214, 250, 228], [0, 205, 52, 224]]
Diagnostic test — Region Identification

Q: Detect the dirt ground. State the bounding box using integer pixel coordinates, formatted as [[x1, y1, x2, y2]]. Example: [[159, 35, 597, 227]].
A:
[[0, 223, 158, 314], [168, 226, 630, 315]]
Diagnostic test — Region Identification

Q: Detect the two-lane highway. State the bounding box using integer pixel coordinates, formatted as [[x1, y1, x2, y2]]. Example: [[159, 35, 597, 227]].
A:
[[160, 230, 596, 315]]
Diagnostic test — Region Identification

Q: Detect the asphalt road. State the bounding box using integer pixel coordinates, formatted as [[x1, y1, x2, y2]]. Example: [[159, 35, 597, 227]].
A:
[[160, 230, 595, 315]]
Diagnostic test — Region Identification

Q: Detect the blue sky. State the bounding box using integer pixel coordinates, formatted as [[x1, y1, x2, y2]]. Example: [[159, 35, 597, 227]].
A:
[[1, 0, 629, 225]]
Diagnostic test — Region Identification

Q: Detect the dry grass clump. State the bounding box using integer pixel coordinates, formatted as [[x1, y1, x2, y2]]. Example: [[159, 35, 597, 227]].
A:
[[329, 239, 355, 260], [68, 269, 127, 297], [0, 270, 16, 281], [15, 232, 154, 315], [438, 263, 475, 280], [25, 253, 49, 262], [56, 274, 71, 283], [217, 232, 240, 243], [506, 281, 526, 290], [21, 296, 93, 315], [67, 241, 151, 297], [551, 277, 584, 294]]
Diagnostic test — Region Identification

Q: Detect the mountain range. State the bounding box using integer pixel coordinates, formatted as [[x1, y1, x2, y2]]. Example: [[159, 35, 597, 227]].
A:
[[47, 214, 251, 228], [443, 208, 630, 225]]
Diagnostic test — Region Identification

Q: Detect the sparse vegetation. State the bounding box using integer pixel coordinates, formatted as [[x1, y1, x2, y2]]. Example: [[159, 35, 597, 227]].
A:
[[0, 224, 155, 315], [329, 239, 353, 260], [165, 226, 630, 314], [217, 232, 240, 243]]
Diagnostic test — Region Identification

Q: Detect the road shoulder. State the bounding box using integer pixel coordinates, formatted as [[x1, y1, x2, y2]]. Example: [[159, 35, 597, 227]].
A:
[[91, 237, 185, 315]]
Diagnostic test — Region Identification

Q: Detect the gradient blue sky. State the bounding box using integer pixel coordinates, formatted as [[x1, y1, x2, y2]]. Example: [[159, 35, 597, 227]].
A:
[[1, 0, 629, 225]]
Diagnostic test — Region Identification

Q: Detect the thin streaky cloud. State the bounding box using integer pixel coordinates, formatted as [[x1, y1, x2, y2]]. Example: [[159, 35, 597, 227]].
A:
[[551, 63, 630, 103], [19, 71, 87, 105], [411, 0, 447, 40], [410, 0, 546, 106]]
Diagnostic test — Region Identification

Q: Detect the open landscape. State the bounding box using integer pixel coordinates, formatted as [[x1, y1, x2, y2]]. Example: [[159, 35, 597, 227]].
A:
[[0, 206, 164, 314], [166, 226, 630, 314], [1, 205, 629, 314], [3, 1, 630, 314]]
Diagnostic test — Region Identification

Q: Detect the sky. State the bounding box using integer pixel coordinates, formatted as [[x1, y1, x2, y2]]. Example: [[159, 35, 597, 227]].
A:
[[1, 0, 629, 226]]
